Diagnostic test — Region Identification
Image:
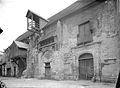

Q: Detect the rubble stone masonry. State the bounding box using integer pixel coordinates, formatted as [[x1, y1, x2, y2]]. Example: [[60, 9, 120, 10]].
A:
[[26, 0, 120, 82]]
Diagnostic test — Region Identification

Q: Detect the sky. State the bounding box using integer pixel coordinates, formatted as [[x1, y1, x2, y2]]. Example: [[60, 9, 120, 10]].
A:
[[0, 0, 76, 52]]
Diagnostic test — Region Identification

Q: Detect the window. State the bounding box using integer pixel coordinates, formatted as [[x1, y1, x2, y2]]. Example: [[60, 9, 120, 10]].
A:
[[45, 62, 50, 68], [77, 21, 93, 46], [40, 36, 55, 47]]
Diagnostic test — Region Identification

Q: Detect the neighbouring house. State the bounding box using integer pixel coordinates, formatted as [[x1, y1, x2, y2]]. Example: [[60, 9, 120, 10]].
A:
[[2, 41, 28, 77], [9, 41, 28, 77], [0, 31, 32, 77], [25, 0, 120, 82]]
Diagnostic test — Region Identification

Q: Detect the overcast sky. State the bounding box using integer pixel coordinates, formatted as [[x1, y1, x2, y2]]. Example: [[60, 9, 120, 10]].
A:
[[0, 0, 76, 52]]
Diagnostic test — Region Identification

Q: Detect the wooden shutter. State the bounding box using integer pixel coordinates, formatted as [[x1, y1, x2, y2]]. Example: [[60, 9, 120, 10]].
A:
[[78, 25, 84, 45], [84, 22, 93, 43], [77, 21, 93, 46]]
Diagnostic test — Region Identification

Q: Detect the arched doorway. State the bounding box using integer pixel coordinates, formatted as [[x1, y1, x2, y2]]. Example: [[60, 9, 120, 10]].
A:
[[42, 50, 52, 79], [79, 53, 94, 80]]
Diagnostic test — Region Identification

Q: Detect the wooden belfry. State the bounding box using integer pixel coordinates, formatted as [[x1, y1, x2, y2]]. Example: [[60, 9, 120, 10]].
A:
[[26, 10, 48, 35]]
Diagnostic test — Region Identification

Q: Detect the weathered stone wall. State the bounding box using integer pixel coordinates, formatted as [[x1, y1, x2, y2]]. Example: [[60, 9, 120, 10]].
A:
[[27, 0, 120, 81], [60, 0, 119, 81], [25, 33, 39, 78], [53, 0, 119, 81], [37, 49, 65, 80]]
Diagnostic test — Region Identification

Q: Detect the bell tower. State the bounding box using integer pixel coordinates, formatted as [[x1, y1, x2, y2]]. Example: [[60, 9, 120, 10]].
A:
[[26, 10, 48, 34]]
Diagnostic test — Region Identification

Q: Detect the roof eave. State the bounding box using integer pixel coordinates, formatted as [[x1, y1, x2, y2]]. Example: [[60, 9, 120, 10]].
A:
[[26, 9, 49, 22], [45, 0, 100, 28]]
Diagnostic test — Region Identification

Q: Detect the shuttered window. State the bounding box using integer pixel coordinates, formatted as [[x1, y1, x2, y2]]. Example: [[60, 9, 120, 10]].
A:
[[77, 21, 93, 46]]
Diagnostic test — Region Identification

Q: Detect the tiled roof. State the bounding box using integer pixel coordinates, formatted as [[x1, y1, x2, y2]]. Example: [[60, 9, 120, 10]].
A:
[[46, 0, 95, 26], [16, 31, 33, 41], [17, 0, 96, 42], [14, 41, 28, 49]]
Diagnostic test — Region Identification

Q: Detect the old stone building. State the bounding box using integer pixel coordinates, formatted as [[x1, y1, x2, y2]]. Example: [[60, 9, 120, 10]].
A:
[[25, 0, 120, 82]]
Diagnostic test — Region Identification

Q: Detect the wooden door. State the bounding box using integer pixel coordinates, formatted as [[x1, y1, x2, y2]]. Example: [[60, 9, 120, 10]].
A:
[[79, 60, 86, 79], [45, 63, 51, 79], [45, 67, 51, 79], [79, 58, 94, 80], [13, 67, 16, 77], [85, 59, 94, 80]]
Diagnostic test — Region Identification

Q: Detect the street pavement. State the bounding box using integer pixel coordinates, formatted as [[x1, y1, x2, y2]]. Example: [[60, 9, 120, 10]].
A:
[[0, 77, 115, 88]]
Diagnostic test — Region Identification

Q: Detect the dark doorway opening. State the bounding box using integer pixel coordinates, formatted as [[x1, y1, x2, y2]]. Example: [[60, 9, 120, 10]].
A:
[[12, 57, 26, 77], [7, 68, 11, 77]]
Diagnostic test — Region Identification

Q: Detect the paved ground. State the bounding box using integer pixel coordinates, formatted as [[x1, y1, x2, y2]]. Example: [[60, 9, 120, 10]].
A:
[[0, 77, 116, 88]]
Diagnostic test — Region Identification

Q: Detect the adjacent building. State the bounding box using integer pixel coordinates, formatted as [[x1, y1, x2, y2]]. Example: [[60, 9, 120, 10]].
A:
[[1, 41, 28, 77]]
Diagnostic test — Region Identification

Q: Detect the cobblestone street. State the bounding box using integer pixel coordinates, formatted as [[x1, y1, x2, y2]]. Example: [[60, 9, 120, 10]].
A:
[[0, 77, 115, 88]]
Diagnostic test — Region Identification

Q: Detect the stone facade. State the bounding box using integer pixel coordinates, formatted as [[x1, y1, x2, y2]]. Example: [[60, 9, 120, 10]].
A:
[[26, 0, 120, 82]]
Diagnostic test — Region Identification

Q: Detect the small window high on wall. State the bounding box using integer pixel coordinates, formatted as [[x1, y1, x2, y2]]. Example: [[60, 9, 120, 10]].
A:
[[77, 21, 93, 46]]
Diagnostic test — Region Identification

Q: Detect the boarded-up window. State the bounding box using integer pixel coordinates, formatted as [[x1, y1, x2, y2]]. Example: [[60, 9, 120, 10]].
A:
[[77, 21, 93, 45]]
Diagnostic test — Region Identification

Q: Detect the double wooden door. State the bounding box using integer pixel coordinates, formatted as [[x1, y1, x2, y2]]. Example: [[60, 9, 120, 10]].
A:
[[79, 58, 94, 80]]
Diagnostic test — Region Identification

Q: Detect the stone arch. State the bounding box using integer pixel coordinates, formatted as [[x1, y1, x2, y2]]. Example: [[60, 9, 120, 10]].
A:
[[79, 53, 93, 60], [78, 51, 93, 58], [41, 49, 53, 61], [40, 49, 53, 79], [78, 53, 94, 80], [42, 49, 52, 57]]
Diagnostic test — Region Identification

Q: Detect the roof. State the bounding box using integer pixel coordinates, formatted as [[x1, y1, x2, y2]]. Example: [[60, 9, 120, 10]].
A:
[[46, 0, 96, 27], [16, 31, 33, 41], [17, 0, 99, 43], [14, 41, 28, 49], [26, 9, 48, 23]]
